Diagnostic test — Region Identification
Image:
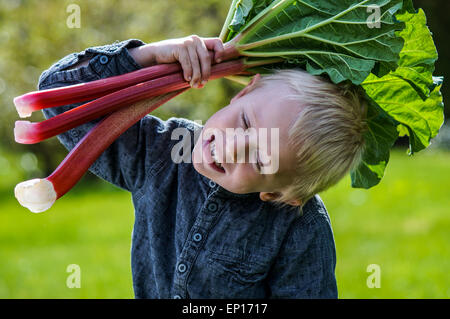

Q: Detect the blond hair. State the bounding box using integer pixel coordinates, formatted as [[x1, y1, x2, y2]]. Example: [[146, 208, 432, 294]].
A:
[[252, 69, 368, 208]]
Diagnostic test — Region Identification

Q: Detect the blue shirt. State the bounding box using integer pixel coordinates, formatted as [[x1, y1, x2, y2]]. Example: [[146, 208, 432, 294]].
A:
[[38, 39, 338, 299]]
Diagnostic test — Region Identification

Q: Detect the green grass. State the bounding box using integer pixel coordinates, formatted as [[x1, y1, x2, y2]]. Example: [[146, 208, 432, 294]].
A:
[[321, 148, 450, 298], [0, 186, 135, 298], [0, 149, 449, 298]]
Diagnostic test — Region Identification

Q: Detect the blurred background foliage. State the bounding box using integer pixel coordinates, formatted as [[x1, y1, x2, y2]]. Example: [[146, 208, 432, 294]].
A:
[[0, 0, 241, 177], [0, 0, 448, 298]]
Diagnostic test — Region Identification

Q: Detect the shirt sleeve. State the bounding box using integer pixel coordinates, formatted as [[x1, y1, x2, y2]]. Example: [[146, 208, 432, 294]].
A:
[[266, 199, 338, 299], [38, 39, 183, 193]]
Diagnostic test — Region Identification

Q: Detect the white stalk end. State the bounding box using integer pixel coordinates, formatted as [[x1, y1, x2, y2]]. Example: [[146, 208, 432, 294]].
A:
[[14, 178, 57, 213], [14, 96, 33, 118], [14, 121, 32, 144]]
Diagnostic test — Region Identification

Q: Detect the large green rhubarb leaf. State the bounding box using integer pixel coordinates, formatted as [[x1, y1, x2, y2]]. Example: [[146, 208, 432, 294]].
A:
[[362, 75, 443, 154], [351, 100, 399, 188], [362, 8, 444, 154], [229, 0, 406, 85], [351, 8, 444, 188], [391, 9, 439, 98]]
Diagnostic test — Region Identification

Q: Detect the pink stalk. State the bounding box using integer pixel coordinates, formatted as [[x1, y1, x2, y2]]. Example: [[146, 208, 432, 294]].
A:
[[13, 63, 182, 118], [14, 89, 187, 213], [15, 59, 248, 144], [13, 44, 240, 118]]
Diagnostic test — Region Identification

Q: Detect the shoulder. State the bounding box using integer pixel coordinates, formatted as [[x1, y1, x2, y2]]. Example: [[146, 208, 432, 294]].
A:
[[300, 194, 332, 228], [136, 116, 199, 167], [163, 117, 204, 152], [169, 117, 203, 137], [140, 115, 200, 134], [281, 195, 335, 251], [38, 39, 145, 89], [146, 116, 202, 133]]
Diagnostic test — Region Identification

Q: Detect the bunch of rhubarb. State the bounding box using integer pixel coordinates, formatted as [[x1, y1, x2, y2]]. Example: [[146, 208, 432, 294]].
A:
[[13, 0, 443, 212]]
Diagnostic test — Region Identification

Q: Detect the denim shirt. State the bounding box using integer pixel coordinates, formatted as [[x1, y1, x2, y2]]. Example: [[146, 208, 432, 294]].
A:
[[38, 39, 338, 299]]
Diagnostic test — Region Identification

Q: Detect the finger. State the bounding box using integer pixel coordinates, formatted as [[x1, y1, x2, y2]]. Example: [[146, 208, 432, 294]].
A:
[[187, 44, 201, 88], [195, 39, 212, 84], [204, 38, 225, 63], [176, 48, 193, 82]]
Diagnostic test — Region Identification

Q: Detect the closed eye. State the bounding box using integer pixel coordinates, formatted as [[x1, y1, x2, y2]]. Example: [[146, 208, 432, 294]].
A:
[[241, 109, 248, 129], [241, 109, 262, 173]]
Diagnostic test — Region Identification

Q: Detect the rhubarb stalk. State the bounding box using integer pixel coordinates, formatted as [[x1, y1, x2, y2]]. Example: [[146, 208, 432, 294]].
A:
[[13, 46, 240, 118], [14, 89, 186, 213], [14, 58, 279, 144], [13, 63, 182, 118]]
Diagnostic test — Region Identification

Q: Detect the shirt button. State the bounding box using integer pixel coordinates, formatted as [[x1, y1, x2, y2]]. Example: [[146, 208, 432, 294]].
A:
[[207, 202, 218, 213], [173, 295, 182, 299], [99, 55, 109, 65], [177, 263, 187, 273], [208, 180, 216, 188], [193, 233, 202, 242]]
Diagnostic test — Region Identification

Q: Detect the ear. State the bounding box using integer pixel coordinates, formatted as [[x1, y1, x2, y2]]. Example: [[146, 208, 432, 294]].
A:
[[259, 191, 303, 207], [259, 191, 280, 202], [230, 73, 261, 104]]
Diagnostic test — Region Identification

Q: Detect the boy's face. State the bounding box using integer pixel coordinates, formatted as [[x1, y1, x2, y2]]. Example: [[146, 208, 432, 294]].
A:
[[192, 77, 304, 205]]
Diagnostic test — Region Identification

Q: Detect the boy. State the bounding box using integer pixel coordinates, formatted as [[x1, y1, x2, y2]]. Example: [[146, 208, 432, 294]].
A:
[[38, 35, 367, 298]]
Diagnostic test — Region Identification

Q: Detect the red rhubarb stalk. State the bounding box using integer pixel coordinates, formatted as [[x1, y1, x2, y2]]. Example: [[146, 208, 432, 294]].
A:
[[13, 45, 240, 118], [15, 59, 249, 144], [13, 63, 182, 118], [14, 89, 186, 213]]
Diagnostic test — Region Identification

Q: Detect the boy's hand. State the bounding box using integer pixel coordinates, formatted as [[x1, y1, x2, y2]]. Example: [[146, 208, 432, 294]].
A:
[[130, 35, 224, 89]]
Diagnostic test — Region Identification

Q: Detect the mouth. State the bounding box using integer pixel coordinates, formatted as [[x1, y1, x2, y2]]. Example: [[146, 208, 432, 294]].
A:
[[203, 134, 225, 174]]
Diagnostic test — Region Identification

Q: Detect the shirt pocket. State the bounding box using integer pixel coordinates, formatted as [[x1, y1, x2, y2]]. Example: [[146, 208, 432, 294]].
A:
[[206, 250, 269, 297]]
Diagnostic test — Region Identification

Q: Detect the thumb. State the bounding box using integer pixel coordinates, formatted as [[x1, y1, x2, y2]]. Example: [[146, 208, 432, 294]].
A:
[[204, 38, 224, 63]]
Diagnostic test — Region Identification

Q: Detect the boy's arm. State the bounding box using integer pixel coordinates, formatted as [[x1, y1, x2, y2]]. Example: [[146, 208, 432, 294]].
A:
[[39, 37, 223, 193], [266, 204, 338, 299]]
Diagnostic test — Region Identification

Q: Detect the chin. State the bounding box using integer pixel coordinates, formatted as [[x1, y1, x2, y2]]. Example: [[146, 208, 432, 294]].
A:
[[217, 182, 249, 195], [226, 188, 248, 195]]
